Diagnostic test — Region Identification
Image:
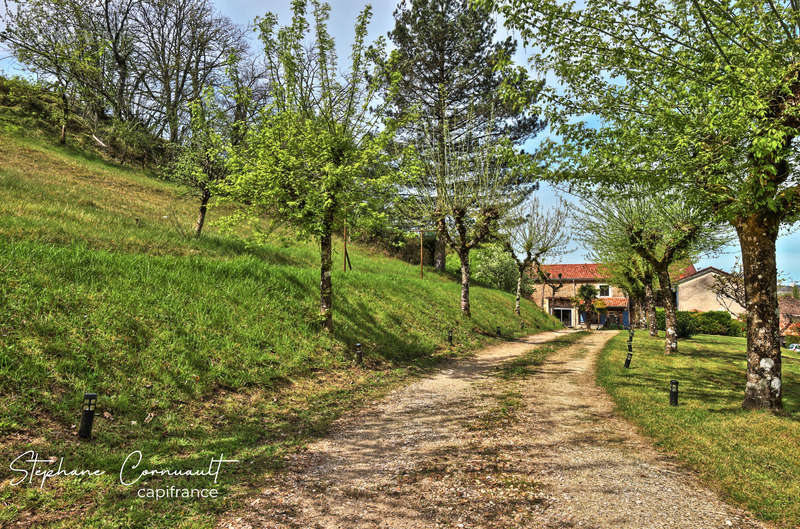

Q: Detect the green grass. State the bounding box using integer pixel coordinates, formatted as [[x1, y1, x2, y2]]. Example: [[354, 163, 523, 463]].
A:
[[0, 123, 560, 527], [597, 332, 800, 528]]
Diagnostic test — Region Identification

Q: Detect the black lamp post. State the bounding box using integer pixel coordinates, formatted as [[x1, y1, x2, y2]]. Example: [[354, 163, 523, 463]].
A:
[[355, 343, 363, 364], [670, 380, 679, 406], [624, 352, 633, 369], [78, 393, 97, 440], [496, 326, 501, 337], [448, 329, 453, 346]]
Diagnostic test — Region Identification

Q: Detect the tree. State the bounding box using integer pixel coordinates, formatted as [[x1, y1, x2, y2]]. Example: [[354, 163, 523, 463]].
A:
[[503, 196, 570, 315], [387, 0, 544, 272], [406, 119, 533, 317], [602, 255, 657, 334], [171, 91, 229, 236], [577, 189, 729, 353], [574, 284, 602, 330], [134, 0, 245, 144], [1, 0, 99, 144], [482, 0, 800, 409], [711, 259, 748, 316], [536, 268, 564, 310], [224, 0, 397, 331]]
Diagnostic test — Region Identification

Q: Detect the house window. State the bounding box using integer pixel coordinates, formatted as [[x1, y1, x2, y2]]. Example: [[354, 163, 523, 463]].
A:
[[599, 284, 610, 297]]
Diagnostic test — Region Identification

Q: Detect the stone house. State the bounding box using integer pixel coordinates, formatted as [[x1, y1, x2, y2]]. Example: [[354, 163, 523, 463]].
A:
[[531, 262, 699, 328], [530, 264, 630, 328]]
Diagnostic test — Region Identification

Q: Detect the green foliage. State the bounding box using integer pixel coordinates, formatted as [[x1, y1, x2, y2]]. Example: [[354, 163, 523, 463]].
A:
[[655, 309, 697, 339], [387, 0, 543, 145], [471, 244, 532, 294], [171, 93, 229, 188], [0, 126, 561, 527], [654, 310, 744, 337], [230, 1, 394, 237], [692, 311, 741, 337]]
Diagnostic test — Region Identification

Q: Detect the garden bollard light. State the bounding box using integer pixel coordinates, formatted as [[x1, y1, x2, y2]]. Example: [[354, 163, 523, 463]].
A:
[[624, 352, 633, 369], [447, 329, 453, 346], [356, 343, 363, 365], [78, 393, 97, 440], [670, 380, 679, 406], [496, 326, 501, 337]]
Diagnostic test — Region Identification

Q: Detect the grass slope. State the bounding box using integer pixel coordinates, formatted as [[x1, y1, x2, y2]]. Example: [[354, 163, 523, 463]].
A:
[[0, 128, 560, 528], [597, 332, 800, 528]]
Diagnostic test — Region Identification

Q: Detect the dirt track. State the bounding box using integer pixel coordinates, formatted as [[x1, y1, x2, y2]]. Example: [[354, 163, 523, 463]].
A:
[[219, 330, 767, 529]]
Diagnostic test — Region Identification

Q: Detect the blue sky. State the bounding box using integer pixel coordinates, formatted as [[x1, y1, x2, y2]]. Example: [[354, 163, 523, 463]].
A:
[[3, 0, 798, 279]]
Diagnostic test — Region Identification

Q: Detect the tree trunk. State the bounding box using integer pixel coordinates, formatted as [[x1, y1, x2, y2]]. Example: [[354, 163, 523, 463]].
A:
[[632, 294, 644, 329], [737, 213, 782, 410], [514, 267, 523, 315], [194, 191, 210, 237], [656, 267, 678, 354], [459, 249, 471, 317], [644, 282, 658, 336], [59, 90, 69, 145], [434, 220, 447, 272], [319, 204, 335, 332]]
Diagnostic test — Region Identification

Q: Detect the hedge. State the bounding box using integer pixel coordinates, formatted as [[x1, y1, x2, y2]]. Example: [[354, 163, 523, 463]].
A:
[[656, 308, 744, 337]]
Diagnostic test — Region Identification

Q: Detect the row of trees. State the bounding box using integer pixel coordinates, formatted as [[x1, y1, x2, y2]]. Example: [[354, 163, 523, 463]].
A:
[[0, 0, 257, 156], [2, 0, 559, 330], [483, 0, 800, 410]]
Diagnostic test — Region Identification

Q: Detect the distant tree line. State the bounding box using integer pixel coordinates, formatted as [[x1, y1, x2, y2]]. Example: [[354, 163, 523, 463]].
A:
[[0, 0, 262, 161]]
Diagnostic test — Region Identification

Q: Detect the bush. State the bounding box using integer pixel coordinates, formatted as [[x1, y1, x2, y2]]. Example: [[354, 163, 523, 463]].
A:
[[657, 308, 745, 337], [785, 334, 800, 346], [655, 308, 697, 338], [729, 318, 746, 337], [693, 311, 736, 336]]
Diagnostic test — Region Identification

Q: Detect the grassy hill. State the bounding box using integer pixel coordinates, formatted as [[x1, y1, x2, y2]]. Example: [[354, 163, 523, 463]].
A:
[[0, 115, 559, 527]]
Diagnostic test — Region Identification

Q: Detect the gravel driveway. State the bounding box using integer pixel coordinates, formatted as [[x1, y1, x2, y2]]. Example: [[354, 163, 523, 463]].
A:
[[219, 330, 768, 529]]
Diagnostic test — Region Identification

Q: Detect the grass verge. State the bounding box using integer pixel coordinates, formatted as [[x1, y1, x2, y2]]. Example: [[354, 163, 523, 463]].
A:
[[597, 332, 800, 528]]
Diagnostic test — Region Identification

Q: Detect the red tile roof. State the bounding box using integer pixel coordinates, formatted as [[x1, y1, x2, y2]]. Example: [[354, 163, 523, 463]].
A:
[[538, 264, 608, 281], [600, 297, 629, 308], [678, 263, 697, 280]]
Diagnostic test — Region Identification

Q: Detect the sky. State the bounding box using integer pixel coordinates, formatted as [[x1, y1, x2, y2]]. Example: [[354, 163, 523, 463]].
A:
[[2, 0, 798, 280]]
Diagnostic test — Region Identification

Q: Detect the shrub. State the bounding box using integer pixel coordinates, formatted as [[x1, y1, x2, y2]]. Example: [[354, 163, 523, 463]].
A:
[[655, 308, 697, 338], [785, 334, 800, 346], [729, 318, 746, 337], [693, 311, 735, 336]]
